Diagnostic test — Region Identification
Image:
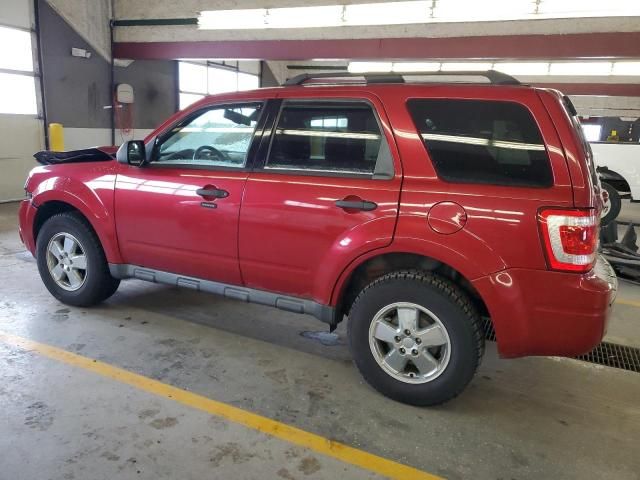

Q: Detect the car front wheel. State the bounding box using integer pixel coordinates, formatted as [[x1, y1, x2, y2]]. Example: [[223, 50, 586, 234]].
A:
[[36, 212, 120, 306], [348, 270, 484, 406]]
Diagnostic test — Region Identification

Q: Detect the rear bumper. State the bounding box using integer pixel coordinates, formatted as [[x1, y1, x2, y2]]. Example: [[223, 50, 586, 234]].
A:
[[18, 200, 37, 256], [473, 255, 617, 358]]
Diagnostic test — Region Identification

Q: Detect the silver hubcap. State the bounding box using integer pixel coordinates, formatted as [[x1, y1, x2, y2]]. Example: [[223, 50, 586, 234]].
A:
[[46, 232, 87, 291], [368, 302, 451, 384]]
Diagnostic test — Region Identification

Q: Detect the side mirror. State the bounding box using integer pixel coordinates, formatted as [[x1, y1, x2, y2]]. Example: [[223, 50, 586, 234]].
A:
[[116, 140, 147, 166]]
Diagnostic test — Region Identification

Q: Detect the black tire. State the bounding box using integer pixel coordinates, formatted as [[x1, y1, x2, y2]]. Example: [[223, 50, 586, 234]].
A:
[[601, 182, 622, 226], [36, 212, 120, 307], [348, 270, 484, 406]]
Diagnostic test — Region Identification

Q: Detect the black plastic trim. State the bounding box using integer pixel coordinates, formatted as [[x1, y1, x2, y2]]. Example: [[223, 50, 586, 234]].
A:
[[284, 70, 521, 86], [109, 264, 336, 324]]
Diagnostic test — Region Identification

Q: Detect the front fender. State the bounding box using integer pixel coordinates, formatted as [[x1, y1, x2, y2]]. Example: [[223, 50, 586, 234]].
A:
[[30, 165, 121, 263]]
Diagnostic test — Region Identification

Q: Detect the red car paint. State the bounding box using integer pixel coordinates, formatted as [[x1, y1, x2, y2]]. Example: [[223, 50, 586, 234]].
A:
[[19, 83, 616, 358]]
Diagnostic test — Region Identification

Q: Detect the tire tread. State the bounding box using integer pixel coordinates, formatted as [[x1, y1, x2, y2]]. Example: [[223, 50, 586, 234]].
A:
[[348, 269, 484, 405]]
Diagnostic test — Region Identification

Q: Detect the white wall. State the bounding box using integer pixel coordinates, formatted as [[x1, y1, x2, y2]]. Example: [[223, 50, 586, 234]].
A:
[[0, 0, 44, 202], [0, 115, 45, 201]]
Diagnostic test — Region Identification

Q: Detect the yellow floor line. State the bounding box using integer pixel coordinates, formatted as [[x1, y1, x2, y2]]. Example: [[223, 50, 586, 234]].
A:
[[0, 330, 442, 480], [616, 298, 640, 309]]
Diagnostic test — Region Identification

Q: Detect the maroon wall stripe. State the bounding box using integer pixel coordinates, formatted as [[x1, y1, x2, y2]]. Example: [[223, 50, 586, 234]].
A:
[[114, 32, 640, 61]]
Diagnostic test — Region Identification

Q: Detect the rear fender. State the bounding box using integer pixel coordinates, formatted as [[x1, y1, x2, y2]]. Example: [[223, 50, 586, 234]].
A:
[[329, 232, 506, 306]]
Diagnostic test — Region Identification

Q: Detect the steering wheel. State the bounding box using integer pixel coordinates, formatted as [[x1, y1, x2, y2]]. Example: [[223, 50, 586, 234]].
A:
[[194, 145, 228, 161]]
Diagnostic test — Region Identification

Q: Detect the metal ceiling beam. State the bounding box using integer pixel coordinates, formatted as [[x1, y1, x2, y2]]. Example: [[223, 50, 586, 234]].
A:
[[114, 32, 640, 61]]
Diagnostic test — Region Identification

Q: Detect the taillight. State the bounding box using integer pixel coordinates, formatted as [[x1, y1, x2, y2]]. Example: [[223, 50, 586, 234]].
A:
[[538, 208, 598, 272]]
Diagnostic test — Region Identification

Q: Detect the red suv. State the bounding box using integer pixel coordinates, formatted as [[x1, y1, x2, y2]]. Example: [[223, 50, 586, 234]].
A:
[[19, 71, 617, 405]]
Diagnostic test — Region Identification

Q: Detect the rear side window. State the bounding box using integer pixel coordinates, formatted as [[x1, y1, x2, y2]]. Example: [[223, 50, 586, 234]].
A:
[[407, 99, 553, 187], [266, 101, 393, 177]]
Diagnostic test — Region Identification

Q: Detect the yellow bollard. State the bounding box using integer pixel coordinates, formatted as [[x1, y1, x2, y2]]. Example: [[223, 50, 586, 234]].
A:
[[49, 123, 64, 151]]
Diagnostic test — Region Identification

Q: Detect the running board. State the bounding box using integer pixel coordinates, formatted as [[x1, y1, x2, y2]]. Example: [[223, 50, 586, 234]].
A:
[[108, 264, 336, 325]]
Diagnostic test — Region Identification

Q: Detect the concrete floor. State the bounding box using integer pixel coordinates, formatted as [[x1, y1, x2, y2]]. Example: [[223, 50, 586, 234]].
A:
[[0, 201, 639, 480]]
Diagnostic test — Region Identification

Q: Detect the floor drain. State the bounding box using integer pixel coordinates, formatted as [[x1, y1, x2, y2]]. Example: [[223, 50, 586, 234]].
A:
[[481, 317, 640, 373], [575, 342, 640, 373]]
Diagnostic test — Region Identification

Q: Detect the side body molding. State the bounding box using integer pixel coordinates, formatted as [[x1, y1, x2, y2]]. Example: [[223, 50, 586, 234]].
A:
[[109, 264, 336, 325]]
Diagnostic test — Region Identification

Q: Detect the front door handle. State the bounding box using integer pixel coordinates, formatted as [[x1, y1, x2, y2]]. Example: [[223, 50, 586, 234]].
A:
[[335, 199, 378, 211], [196, 188, 229, 199]]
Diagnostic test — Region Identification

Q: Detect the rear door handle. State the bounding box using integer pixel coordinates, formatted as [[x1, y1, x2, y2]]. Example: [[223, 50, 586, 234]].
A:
[[196, 188, 229, 199], [335, 199, 378, 211]]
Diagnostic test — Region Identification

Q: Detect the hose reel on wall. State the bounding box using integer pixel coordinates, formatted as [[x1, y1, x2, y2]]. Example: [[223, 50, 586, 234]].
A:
[[114, 83, 134, 144]]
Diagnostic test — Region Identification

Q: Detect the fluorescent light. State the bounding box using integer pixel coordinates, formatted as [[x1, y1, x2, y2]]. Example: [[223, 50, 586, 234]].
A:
[[612, 61, 640, 76], [199, 1, 640, 29], [344, 1, 431, 26], [434, 0, 534, 21], [493, 62, 550, 76], [266, 5, 344, 28], [199, 9, 266, 29], [392, 62, 441, 72], [538, 0, 640, 18], [549, 62, 612, 76], [440, 62, 493, 71], [348, 62, 393, 73]]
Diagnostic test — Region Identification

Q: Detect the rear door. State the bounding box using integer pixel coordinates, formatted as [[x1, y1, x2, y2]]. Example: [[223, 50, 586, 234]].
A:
[[238, 93, 402, 303]]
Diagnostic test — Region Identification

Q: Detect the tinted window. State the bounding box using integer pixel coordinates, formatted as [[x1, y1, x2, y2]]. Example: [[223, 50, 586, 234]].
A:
[[156, 103, 263, 168], [266, 101, 392, 176], [408, 99, 552, 187]]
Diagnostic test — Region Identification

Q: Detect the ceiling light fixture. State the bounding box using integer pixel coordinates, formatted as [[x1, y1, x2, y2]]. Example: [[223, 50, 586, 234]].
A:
[[347, 60, 640, 76], [548, 62, 613, 76], [199, 0, 640, 30], [348, 62, 393, 73], [440, 62, 493, 71], [392, 62, 441, 72]]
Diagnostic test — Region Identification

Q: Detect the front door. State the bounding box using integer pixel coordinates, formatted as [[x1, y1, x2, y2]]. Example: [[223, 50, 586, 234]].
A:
[[239, 96, 402, 303], [115, 101, 264, 284]]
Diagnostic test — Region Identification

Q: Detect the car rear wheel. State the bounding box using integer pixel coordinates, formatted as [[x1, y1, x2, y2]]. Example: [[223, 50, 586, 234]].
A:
[[36, 212, 120, 306], [348, 270, 484, 406], [601, 182, 622, 226]]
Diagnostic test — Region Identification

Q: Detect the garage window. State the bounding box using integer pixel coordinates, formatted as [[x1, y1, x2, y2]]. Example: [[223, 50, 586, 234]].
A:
[[178, 61, 260, 110], [266, 101, 393, 177], [408, 99, 553, 187], [0, 25, 38, 115]]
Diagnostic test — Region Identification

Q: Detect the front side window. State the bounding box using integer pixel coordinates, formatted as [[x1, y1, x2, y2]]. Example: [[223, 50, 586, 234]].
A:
[[266, 101, 392, 177], [408, 99, 553, 187], [156, 103, 263, 168]]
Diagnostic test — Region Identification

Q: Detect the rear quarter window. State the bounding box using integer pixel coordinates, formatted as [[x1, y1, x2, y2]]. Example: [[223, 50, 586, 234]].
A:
[[407, 99, 553, 187]]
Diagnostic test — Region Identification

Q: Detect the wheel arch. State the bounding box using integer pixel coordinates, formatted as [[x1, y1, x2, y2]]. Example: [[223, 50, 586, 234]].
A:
[[32, 195, 122, 263], [597, 166, 631, 193], [331, 250, 490, 332]]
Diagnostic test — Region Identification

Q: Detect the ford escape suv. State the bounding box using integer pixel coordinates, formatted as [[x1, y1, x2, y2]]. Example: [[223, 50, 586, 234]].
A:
[[19, 71, 617, 406]]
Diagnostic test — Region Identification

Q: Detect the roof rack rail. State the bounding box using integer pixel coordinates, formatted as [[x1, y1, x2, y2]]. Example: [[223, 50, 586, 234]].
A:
[[283, 70, 521, 86]]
